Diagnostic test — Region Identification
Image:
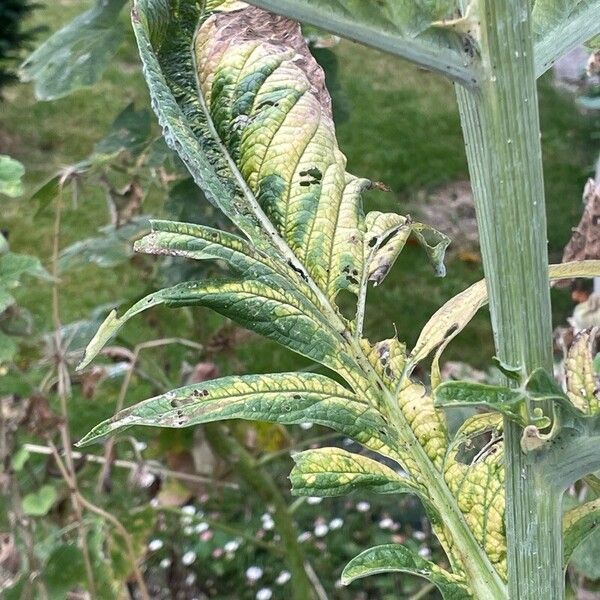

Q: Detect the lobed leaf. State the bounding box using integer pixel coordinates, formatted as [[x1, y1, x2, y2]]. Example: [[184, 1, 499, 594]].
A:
[[76, 372, 403, 461], [290, 447, 422, 498], [341, 544, 471, 599]]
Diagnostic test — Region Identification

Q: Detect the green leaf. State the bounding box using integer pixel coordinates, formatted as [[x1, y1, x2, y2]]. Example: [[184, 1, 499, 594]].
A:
[[443, 414, 506, 579], [0, 330, 18, 362], [564, 497, 600, 566], [533, 0, 600, 77], [290, 447, 422, 497], [246, 0, 476, 87], [0, 156, 25, 198], [10, 446, 30, 472], [570, 527, 600, 580], [436, 381, 528, 425], [22, 485, 58, 516], [92, 103, 152, 159], [42, 544, 87, 600], [20, 0, 127, 100], [341, 544, 471, 599], [76, 372, 403, 462], [0, 252, 50, 313], [59, 218, 150, 272]]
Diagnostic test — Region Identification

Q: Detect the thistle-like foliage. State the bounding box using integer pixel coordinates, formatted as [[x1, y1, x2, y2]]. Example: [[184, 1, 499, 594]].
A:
[[77, 1, 600, 597]]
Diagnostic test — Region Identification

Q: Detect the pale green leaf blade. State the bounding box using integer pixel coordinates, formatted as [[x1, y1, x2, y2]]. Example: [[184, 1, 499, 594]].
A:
[[564, 497, 600, 566], [533, 0, 600, 77], [76, 372, 403, 461], [341, 544, 470, 599], [246, 0, 476, 87], [20, 0, 127, 100], [0, 156, 25, 198], [290, 447, 420, 497]]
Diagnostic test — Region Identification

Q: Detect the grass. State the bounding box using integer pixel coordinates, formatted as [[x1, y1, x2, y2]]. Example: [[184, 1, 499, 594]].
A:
[[1, 0, 599, 377]]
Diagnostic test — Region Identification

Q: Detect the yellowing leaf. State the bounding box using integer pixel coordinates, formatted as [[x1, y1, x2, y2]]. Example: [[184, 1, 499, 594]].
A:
[[290, 447, 422, 497], [565, 328, 600, 415], [444, 414, 506, 580]]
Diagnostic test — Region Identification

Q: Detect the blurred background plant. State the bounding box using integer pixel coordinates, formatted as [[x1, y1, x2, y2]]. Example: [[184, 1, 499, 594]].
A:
[[0, 1, 599, 599]]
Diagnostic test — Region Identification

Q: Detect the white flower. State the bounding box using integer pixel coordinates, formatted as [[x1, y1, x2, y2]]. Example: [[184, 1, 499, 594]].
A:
[[186, 573, 197, 585], [160, 558, 171, 569], [329, 518, 343, 530], [224, 540, 240, 553], [314, 523, 329, 537], [194, 522, 209, 534], [182, 551, 196, 565], [299, 422, 313, 430], [418, 546, 432, 558], [413, 530, 427, 541], [183, 526, 194, 536], [246, 566, 264, 582], [256, 588, 273, 600], [297, 531, 311, 543], [276, 570, 291, 585], [138, 471, 156, 488], [181, 505, 196, 515], [181, 516, 193, 526], [379, 517, 394, 530], [148, 539, 164, 551], [356, 501, 370, 513], [263, 518, 275, 531], [306, 496, 322, 505]]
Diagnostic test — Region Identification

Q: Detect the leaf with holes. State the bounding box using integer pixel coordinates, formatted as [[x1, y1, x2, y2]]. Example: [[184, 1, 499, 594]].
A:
[[76, 372, 403, 462]]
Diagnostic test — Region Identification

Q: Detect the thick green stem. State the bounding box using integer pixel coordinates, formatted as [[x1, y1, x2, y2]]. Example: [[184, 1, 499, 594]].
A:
[[456, 0, 563, 597], [203, 423, 317, 600]]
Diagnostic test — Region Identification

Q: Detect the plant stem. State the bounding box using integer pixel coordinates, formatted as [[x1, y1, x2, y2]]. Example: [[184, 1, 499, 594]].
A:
[[203, 423, 317, 600], [456, 0, 562, 597]]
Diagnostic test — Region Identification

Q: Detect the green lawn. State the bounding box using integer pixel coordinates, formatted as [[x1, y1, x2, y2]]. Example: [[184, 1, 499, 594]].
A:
[[2, 0, 599, 376]]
